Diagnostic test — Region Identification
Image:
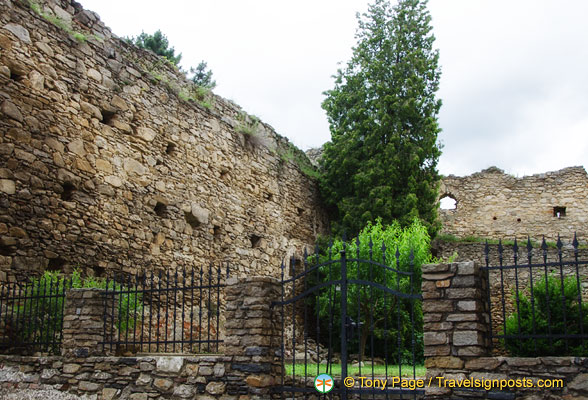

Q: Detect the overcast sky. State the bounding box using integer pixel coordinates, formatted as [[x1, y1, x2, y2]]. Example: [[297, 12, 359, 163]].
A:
[[79, 0, 588, 177]]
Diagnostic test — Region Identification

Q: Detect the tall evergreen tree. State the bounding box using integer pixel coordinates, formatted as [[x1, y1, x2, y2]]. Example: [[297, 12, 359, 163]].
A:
[[320, 0, 442, 236]]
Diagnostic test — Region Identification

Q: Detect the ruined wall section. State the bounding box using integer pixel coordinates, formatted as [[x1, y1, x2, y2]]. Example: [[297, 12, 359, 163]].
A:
[[439, 166, 588, 242], [0, 0, 328, 280]]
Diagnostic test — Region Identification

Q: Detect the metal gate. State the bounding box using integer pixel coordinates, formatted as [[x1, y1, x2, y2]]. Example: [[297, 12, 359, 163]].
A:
[[272, 238, 424, 399]]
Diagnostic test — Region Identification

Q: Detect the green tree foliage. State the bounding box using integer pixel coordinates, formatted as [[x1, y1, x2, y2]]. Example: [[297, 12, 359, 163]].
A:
[[190, 61, 216, 89], [310, 219, 431, 362], [505, 274, 588, 356], [320, 0, 442, 237], [132, 30, 182, 66]]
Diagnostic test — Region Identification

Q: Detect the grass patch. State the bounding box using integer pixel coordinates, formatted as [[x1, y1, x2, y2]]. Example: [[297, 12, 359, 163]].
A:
[[25, 0, 88, 43], [285, 363, 425, 378]]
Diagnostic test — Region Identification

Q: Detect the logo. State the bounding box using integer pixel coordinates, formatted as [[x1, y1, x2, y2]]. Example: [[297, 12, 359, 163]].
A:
[[315, 373, 334, 393]]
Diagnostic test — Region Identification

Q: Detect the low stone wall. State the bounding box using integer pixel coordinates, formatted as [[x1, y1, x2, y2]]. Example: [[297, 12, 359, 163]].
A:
[[0, 354, 229, 399], [422, 262, 588, 399], [0, 276, 282, 399]]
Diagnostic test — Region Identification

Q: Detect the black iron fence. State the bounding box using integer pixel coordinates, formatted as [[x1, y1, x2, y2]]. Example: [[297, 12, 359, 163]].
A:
[[0, 273, 70, 355], [101, 264, 229, 354], [482, 235, 588, 356], [0, 264, 229, 356], [273, 240, 423, 399]]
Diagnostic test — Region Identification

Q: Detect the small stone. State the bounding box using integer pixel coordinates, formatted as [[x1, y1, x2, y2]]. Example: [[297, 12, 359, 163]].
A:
[[206, 381, 226, 395], [79, 380, 100, 391], [136, 126, 157, 142], [173, 384, 195, 398], [8, 227, 27, 238], [29, 70, 45, 90], [102, 388, 118, 400], [80, 101, 102, 119], [87, 68, 102, 82], [0, 179, 16, 194], [1, 100, 23, 122], [155, 356, 183, 373], [124, 158, 147, 176], [153, 377, 173, 391], [105, 175, 123, 187], [3, 23, 31, 43], [67, 138, 86, 156], [63, 364, 82, 374], [96, 159, 113, 173]]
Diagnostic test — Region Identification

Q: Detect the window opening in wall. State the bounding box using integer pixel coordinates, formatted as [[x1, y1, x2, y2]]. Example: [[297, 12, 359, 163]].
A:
[[165, 143, 176, 155], [101, 110, 116, 126], [61, 182, 76, 201], [9, 70, 24, 82], [439, 194, 457, 210], [154, 202, 167, 217], [250, 234, 262, 248], [553, 206, 566, 218]]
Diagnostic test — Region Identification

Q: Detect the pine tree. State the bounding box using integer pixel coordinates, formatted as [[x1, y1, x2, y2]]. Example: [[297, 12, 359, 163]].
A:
[[132, 30, 182, 66], [321, 0, 442, 236]]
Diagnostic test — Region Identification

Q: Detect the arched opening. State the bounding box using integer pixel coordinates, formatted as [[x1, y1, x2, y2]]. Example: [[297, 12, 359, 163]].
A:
[[439, 194, 457, 210]]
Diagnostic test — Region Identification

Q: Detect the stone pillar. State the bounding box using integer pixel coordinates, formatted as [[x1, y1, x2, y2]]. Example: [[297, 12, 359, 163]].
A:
[[224, 276, 282, 399], [421, 261, 491, 398], [62, 288, 116, 357]]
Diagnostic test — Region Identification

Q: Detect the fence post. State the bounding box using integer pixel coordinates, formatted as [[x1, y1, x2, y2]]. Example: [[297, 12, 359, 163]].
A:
[[421, 261, 491, 398], [224, 276, 282, 399], [62, 288, 116, 357]]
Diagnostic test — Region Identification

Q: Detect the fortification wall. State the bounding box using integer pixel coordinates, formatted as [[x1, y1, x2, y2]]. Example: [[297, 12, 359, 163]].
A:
[[439, 166, 588, 242], [0, 0, 328, 280]]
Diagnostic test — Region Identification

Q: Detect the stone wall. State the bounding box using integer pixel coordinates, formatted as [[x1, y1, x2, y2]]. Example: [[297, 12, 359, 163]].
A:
[[0, 0, 328, 282], [439, 166, 588, 242], [422, 262, 588, 399], [0, 275, 282, 399]]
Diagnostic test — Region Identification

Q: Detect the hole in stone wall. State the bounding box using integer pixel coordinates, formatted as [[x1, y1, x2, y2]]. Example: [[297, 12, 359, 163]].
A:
[[185, 212, 200, 229], [213, 225, 221, 238], [439, 194, 457, 210], [61, 182, 76, 201], [264, 193, 273, 201], [93, 266, 106, 278], [156, 159, 163, 166], [154, 202, 167, 217], [517, 218, 521, 222], [9, 70, 24, 82], [101, 110, 116, 126], [297, 207, 304, 216], [553, 206, 566, 218], [493, 216, 497, 220], [165, 143, 176, 155], [250, 234, 262, 248], [47, 257, 66, 271]]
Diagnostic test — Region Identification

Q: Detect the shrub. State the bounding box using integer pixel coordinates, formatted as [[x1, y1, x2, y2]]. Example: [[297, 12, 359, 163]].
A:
[[310, 218, 431, 363], [13, 270, 141, 354], [504, 273, 588, 356]]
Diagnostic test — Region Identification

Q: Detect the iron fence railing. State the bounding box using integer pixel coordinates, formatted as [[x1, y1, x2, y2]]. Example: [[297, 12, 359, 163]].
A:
[[482, 235, 588, 356], [0, 274, 70, 355], [101, 264, 229, 354]]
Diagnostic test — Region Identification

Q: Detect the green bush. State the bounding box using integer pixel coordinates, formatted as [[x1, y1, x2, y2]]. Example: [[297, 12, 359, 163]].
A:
[[505, 273, 588, 356], [309, 218, 430, 364], [14, 270, 142, 354]]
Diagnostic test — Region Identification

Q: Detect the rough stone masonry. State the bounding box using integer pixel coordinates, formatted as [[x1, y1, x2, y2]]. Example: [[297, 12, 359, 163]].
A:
[[0, 0, 328, 281]]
